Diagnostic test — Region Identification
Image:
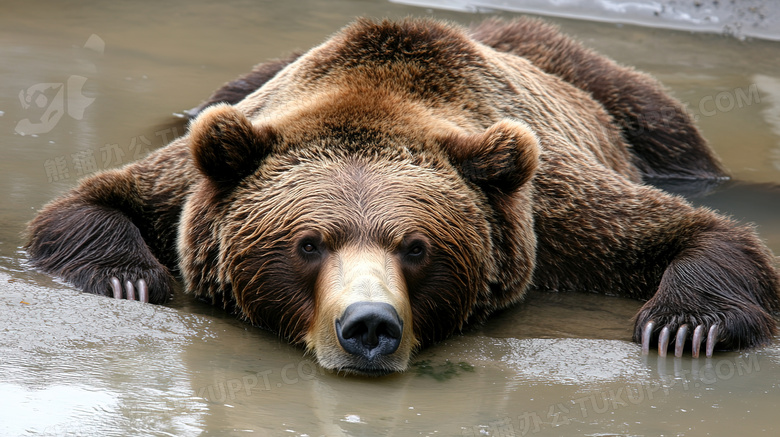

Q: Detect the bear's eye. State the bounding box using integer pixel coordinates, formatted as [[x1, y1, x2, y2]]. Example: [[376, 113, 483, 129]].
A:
[[398, 233, 430, 267], [295, 232, 326, 262], [407, 245, 425, 257], [401, 239, 429, 265], [300, 241, 319, 255]]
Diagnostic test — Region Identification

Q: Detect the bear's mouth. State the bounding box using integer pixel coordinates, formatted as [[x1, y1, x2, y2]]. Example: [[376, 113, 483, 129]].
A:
[[339, 366, 397, 377]]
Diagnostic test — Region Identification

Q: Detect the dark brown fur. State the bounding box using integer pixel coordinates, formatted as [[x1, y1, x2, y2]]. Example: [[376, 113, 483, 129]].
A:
[[26, 18, 780, 372], [469, 18, 728, 181]]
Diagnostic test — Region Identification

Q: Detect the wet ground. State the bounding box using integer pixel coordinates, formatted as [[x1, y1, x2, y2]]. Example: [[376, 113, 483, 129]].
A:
[[1, 0, 780, 435]]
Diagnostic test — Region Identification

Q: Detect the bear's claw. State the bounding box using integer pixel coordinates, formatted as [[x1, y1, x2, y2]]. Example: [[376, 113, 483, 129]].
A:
[[641, 320, 719, 358], [109, 277, 149, 303], [673, 324, 688, 357]]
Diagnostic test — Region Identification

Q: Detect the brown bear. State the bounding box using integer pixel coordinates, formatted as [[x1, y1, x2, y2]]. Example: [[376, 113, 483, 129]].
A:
[[26, 17, 780, 376]]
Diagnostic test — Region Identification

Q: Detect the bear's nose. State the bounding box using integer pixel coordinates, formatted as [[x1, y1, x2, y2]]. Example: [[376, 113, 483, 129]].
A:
[[335, 302, 402, 360]]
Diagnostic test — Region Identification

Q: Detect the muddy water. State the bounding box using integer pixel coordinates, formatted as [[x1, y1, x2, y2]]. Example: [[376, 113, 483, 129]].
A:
[[1, 0, 779, 435]]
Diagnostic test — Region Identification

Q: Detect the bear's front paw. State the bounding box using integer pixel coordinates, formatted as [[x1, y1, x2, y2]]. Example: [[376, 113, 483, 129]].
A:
[[79, 265, 173, 304], [634, 301, 776, 358]]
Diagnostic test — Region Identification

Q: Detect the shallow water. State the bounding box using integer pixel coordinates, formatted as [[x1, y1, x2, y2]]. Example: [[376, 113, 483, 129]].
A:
[[1, 0, 779, 436]]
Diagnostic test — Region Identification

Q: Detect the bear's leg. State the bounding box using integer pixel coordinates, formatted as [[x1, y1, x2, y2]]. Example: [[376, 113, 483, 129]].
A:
[[533, 168, 779, 357], [26, 174, 174, 304], [471, 18, 727, 181], [634, 219, 780, 357]]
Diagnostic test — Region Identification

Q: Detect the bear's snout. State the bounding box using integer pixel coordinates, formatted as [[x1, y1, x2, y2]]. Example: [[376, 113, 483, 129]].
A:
[[305, 244, 418, 375], [335, 301, 403, 360]]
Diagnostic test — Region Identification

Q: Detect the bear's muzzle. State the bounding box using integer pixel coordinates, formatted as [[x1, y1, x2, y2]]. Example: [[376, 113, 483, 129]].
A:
[[306, 244, 418, 375]]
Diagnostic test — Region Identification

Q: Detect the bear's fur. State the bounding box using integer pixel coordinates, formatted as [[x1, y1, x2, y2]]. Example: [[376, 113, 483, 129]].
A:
[[26, 17, 780, 375]]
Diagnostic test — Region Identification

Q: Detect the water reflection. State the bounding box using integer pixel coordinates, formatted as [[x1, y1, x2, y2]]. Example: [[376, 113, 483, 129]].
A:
[[0, 272, 207, 436], [753, 74, 780, 172], [0, 383, 118, 435]]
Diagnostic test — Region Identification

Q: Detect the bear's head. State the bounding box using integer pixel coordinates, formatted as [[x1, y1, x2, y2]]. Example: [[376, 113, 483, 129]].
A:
[[180, 102, 539, 375]]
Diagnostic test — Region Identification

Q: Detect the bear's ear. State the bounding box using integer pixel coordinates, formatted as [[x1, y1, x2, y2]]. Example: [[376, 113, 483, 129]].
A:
[[443, 119, 539, 193], [189, 103, 276, 186]]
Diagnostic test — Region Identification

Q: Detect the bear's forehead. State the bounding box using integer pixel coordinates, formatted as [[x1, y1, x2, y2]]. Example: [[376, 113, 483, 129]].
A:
[[229, 154, 490, 246], [267, 152, 464, 198]]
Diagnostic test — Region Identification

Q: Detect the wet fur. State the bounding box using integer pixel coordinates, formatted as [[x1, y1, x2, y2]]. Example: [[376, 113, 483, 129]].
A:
[[26, 18, 780, 359]]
